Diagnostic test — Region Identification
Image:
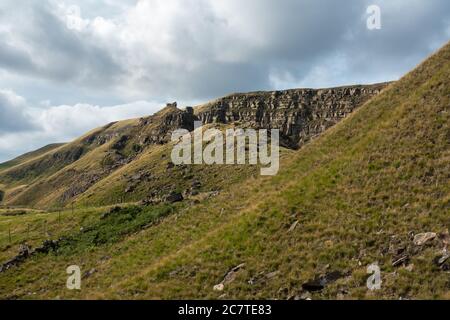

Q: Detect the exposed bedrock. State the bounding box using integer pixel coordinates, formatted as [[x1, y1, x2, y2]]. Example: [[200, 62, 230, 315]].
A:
[[194, 83, 389, 148]]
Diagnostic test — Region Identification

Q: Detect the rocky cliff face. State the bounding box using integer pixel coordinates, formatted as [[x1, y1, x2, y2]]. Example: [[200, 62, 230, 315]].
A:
[[135, 103, 196, 146], [195, 83, 390, 148]]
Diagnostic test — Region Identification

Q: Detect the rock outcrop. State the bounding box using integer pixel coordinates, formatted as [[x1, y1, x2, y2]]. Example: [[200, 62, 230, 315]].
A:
[[135, 104, 197, 146], [195, 83, 389, 148]]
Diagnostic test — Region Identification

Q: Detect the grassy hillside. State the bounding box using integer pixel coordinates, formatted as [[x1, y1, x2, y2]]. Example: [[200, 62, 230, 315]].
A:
[[0, 120, 139, 206], [0, 123, 126, 188], [0, 107, 192, 207], [0, 42, 448, 300], [0, 144, 65, 173]]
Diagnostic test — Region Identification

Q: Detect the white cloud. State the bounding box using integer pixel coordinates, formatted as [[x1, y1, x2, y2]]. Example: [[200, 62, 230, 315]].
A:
[[0, 89, 163, 162], [0, 89, 37, 134]]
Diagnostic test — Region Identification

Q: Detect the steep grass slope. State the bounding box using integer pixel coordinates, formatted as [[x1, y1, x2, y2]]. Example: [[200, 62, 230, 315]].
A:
[[0, 42, 448, 300]]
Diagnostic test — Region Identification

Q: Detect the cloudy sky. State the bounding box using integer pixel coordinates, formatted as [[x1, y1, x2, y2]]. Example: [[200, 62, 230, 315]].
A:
[[0, 0, 449, 162]]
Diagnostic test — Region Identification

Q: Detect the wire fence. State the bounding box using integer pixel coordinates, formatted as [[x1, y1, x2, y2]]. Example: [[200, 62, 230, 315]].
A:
[[0, 207, 68, 248]]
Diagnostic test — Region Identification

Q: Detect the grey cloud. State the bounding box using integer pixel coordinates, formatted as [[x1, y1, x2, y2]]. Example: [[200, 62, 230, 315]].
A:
[[113, 0, 450, 99], [0, 40, 37, 74], [334, 0, 450, 79], [0, 90, 37, 134], [0, 0, 123, 87]]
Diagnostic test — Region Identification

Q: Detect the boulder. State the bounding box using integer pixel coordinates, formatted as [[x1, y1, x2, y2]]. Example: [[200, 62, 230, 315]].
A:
[[392, 255, 409, 267], [164, 192, 183, 203], [125, 185, 135, 193], [167, 162, 175, 169], [18, 244, 31, 257], [213, 283, 224, 291], [83, 268, 97, 279], [434, 251, 450, 271], [288, 220, 299, 232], [265, 270, 281, 279], [222, 263, 246, 285], [214, 263, 246, 290], [302, 271, 346, 292], [413, 232, 437, 246]]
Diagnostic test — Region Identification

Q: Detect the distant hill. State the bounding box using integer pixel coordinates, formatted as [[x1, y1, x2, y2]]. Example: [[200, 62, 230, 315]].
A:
[[0, 143, 65, 172]]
